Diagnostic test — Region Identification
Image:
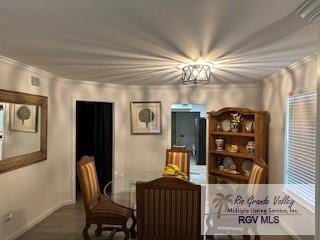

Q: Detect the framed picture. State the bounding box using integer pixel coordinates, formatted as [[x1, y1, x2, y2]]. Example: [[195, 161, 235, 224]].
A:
[[130, 101, 161, 135], [10, 104, 38, 132]]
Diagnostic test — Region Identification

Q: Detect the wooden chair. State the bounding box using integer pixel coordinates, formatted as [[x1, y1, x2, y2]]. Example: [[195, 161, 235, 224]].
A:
[[166, 148, 190, 178], [207, 162, 268, 240], [247, 162, 268, 198], [136, 177, 202, 240], [77, 156, 132, 240], [248, 162, 268, 184], [243, 161, 268, 240]]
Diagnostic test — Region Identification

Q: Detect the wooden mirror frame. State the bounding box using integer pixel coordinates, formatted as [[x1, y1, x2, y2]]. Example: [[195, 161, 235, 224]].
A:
[[0, 89, 47, 173]]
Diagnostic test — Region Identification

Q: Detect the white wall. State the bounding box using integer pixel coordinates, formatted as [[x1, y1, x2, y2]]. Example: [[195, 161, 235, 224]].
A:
[[0, 56, 133, 240], [0, 57, 76, 240], [0, 55, 263, 240], [262, 54, 318, 239], [123, 84, 262, 173], [262, 55, 317, 184]]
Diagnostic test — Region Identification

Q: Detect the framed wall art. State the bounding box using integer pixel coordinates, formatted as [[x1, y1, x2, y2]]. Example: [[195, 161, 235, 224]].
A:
[[130, 101, 161, 135], [10, 103, 38, 132]]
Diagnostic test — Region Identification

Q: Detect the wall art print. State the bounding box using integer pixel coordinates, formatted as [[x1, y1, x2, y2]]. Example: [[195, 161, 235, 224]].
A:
[[130, 101, 161, 134], [10, 104, 38, 132]]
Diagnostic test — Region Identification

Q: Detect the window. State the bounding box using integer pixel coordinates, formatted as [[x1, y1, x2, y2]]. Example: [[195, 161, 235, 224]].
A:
[[284, 90, 316, 206]]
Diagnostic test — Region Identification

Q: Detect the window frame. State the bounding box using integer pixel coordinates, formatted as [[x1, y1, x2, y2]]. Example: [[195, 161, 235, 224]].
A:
[[283, 90, 316, 208]]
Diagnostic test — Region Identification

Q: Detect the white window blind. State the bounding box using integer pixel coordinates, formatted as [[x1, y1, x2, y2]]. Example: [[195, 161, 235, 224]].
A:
[[285, 90, 316, 206]]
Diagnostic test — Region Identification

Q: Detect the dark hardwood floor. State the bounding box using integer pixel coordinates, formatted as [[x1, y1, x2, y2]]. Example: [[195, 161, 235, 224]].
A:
[[16, 201, 111, 240], [17, 201, 294, 240]]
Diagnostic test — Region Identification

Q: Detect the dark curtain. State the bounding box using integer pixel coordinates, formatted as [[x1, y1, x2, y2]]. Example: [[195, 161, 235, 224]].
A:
[[76, 101, 113, 193]]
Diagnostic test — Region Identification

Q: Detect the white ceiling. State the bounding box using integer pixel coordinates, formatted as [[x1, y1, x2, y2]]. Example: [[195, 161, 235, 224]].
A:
[[0, 0, 318, 85]]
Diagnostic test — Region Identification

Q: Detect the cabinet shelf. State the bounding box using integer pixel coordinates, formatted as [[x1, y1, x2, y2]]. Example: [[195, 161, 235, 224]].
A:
[[210, 150, 255, 159], [209, 168, 250, 181], [210, 131, 255, 137]]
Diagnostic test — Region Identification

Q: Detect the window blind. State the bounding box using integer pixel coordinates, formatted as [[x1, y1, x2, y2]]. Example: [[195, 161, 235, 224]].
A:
[[285, 90, 316, 206]]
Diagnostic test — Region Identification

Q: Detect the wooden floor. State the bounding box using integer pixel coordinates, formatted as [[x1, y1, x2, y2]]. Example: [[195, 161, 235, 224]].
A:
[[17, 201, 295, 240]]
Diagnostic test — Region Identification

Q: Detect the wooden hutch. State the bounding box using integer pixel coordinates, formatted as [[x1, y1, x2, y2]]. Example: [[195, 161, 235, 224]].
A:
[[207, 107, 268, 183]]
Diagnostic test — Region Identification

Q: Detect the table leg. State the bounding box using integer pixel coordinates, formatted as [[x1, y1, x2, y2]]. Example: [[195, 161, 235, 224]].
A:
[[130, 211, 137, 238]]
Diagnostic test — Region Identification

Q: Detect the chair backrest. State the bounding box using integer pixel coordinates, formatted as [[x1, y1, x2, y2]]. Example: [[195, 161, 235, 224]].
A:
[[166, 148, 190, 178], [77, 156, 101, 214], [249, 162, 267, 184], [136, 177, 202, 240], [248, 162, 268, 196]]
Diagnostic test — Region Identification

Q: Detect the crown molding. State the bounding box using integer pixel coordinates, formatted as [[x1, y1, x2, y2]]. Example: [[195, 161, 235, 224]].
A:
[[123, 82, 262, 90], [64, 77, 261, 90], [263, 53, 317, 84], [0, 55, 59, 80], [61, 77, 125, 89], [0, 55, 261, 90], [0, 55, 124, 88]]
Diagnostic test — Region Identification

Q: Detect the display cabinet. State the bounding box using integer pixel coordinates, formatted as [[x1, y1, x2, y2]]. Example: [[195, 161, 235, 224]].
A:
[[207, 107, 269, 183]]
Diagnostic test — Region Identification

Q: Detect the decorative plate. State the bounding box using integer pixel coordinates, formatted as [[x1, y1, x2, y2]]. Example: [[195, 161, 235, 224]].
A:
[[242, 160, 253, 174], [221, 119, 231, 132], [223, 168, 240, 175], [223, 157, 235, 169]]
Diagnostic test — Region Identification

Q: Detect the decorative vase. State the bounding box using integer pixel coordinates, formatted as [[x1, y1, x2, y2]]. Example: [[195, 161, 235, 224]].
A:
[[245, 120, 254, 132], [215, 138, 224, 151], [246, 141, 255, 153], [216, 122, 222, 132], [230, 122, 240, 132]]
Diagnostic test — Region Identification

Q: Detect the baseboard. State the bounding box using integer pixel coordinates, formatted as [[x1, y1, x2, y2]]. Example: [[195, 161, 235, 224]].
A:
[[4, 199, 73, 240]]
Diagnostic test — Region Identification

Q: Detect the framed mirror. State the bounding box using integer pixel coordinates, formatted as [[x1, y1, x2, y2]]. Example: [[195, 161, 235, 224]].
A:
[[0, 89, 47, 173]]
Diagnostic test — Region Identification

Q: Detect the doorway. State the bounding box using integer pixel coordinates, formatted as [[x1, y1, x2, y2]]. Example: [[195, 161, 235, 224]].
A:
[[171, 104, 207, 174], [76, 101, 113, 200]]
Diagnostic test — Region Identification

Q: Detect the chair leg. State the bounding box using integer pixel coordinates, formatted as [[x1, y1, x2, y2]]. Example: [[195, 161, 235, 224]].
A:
[[82, 222, 91, 240], [254, 235, 260, 240], [95, 224, 102, 236], [123, 226, 130, 240], [107, 228, 117, 240], [130, 211, 137, 238]]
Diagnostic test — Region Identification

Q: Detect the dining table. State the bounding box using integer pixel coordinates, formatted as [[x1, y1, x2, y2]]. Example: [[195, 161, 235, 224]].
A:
[[103, 171, 230, 210], [103, 171, 232, 237]]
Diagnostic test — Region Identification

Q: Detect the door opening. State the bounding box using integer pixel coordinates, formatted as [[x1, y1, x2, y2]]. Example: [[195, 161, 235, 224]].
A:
[[171, 104, 207, 174], [76, 101, 113, 201]]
